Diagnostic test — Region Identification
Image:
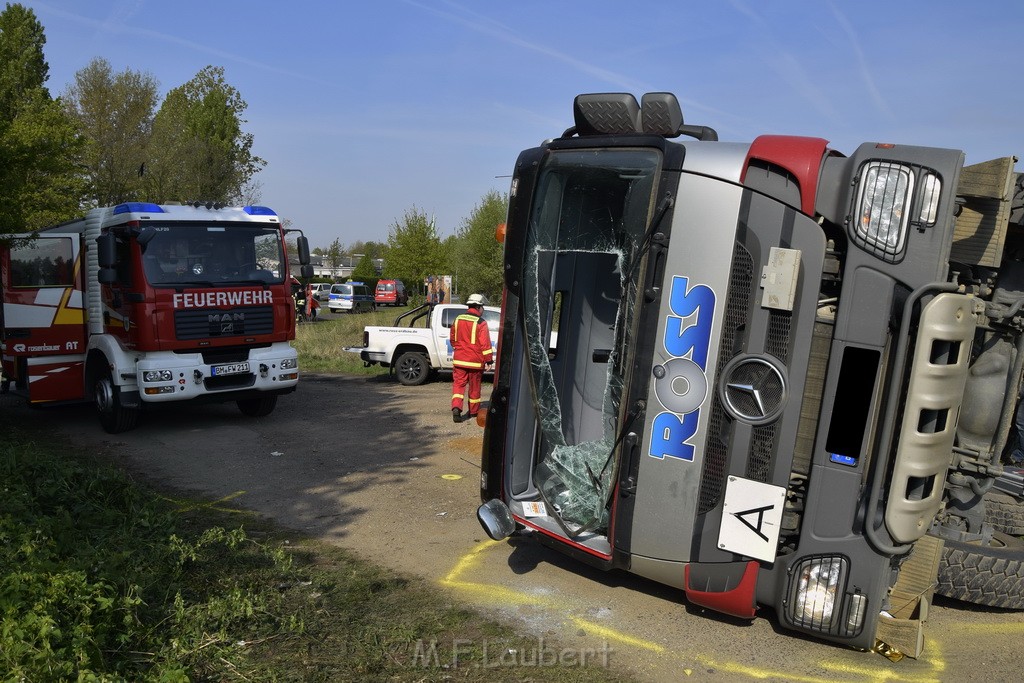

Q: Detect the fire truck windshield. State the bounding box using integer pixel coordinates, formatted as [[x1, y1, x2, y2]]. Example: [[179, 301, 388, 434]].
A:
[[522, 147, 661, 536], [141, 224, 285, 286]]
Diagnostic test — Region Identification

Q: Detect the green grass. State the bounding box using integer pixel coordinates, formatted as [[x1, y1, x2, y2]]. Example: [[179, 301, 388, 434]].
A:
[[0, 400, 629, 681], [293, 303, 420, 374]]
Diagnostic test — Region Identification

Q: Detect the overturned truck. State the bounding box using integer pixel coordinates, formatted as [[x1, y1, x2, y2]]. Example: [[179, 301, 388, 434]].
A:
[[477, 92, 1024, 656]]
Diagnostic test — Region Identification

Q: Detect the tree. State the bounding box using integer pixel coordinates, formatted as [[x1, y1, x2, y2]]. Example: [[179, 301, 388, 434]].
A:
[[325, 238, 345, 277], [348, 239, 383, 261], [62, 57, 159, 206], [0, 3, 84, 234], [451, 190, 507, 301], [383, 207, 444, 297], [142, 65, 264, 204], [352, 254, 378, 283]]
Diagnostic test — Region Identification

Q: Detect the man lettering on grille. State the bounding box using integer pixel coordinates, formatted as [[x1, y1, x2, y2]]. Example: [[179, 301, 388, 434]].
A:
[[451, 294, 493, 423]]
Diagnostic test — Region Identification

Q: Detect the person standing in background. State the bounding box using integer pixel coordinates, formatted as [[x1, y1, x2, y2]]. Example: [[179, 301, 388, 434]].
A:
[[450, 294, 492, 423]]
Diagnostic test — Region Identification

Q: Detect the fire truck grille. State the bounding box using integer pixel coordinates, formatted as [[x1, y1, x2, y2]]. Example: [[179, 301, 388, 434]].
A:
[[699, 244, 753, 514], [174, 306, 274, 340], [767, 310, 792, 362]]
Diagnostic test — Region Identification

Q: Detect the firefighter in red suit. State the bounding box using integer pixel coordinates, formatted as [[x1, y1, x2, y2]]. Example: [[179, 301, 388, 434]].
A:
[[451, 294, 493, 423]]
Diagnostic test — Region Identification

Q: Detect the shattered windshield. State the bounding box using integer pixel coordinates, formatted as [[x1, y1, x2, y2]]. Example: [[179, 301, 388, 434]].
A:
[[524, 147, 661, 536], [141, 224, 284, 286]]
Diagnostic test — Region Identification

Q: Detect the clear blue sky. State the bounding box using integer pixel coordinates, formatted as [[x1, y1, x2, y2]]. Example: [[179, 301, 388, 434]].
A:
[[24, 0, 1024, 250]]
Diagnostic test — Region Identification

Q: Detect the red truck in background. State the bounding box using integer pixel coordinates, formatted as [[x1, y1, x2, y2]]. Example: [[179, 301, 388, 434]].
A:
[[1, 202, 312, 432]]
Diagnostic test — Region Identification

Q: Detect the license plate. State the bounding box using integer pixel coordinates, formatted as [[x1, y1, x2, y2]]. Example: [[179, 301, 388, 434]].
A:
[[211, 362, 250, 376]]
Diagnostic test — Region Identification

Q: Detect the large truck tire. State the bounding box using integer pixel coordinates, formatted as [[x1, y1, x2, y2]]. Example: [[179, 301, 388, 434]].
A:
[[395, 352, 430, 386], [935, 531, 1024, 609], [94, 365, 139, 434], [985, 491, 1024, 536], [237, 394, 278, 417]]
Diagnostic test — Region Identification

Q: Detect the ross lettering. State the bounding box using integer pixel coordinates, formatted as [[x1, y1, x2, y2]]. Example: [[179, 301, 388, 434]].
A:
[[172, 289, 273, 308], [649, 275, 716, 462]]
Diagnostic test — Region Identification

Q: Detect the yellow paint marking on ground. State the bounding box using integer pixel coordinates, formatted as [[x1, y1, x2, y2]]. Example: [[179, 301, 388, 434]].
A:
[[567, 616, 664, 653], [157, 490, 250, 514], [441, 540, 955, 682], [941, 620, 1024, 635]]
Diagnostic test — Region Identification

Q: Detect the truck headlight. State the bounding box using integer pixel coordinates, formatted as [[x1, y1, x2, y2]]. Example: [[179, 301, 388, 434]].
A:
[[143, 369, 173, 382], [853, 161, 912, 259], [280, 357, 298, 370], [787, 555, 847, 632]]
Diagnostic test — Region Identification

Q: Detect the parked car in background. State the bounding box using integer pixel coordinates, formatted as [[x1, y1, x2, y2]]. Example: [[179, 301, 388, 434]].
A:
[[375, 279, 408, 306], [311, 283, 332, 302], [328, 282, 375, 313]]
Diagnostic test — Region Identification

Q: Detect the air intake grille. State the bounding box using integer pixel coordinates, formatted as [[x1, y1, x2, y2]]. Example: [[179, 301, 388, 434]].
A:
[[174, 306, 274, 340], [699, 244, 753, 514]]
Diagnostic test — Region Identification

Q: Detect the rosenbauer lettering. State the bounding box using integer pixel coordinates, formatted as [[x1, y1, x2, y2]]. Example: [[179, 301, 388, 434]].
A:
[[172, 290, 273, 309]]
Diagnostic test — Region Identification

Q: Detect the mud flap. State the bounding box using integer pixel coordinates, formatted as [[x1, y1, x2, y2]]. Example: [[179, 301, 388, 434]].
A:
[[873, 534, 944, 660]]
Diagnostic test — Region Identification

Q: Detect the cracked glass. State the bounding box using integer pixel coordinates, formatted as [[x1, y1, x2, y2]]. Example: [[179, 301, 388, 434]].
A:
[[522, 147, 662, 536]]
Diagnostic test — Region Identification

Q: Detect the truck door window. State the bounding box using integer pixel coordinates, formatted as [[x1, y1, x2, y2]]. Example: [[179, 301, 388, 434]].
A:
[[522, 147, 661, 536], [10, 237, 74, 287]]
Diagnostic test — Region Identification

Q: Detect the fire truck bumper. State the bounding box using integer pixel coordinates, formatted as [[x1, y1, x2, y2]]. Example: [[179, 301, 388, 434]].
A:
[[135, 342, 299, 403]]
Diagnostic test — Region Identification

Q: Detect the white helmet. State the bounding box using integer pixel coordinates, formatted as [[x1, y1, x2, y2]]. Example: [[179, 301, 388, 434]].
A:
[[466, 293, 487, 307]]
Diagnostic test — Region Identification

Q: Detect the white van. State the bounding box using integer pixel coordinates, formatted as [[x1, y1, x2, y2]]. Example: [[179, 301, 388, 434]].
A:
[[328, 282, 375, 313]]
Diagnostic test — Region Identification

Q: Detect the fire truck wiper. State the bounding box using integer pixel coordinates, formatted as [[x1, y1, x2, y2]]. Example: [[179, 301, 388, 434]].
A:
[[624, 194, 673, 281]]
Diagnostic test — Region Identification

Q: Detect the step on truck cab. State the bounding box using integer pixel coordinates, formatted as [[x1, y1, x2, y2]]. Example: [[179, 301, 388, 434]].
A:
[[476, 92, 1024, 657], [1, 202, 312, 432]]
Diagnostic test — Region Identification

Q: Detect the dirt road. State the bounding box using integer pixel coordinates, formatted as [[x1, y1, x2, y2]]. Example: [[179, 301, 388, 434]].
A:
[[6, 373, 1023, 681]]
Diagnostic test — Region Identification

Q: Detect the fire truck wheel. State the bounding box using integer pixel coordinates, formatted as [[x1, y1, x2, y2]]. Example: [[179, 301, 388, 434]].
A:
[[237, 395, 278, 417], [985, 491, 1024, 536], [935, 531, 1024, 609], [94, 366, 139, 434], [395, 352, 430, 386]]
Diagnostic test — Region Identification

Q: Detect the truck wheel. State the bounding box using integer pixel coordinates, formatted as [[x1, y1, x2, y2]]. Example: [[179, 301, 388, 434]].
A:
[[935, 531, 1024, 609], [237, 395, 277, 417], [395, 352, 430, 386], [94, 365, 139, 434], [985, 492, 1024, 536]]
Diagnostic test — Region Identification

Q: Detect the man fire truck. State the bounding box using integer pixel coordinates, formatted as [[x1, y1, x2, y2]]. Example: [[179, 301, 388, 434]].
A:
[[476, 92, 1024, 656], [1, 202, 312, 433]]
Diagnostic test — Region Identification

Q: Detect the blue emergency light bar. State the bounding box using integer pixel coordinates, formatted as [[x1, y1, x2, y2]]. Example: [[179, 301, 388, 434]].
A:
[[112, 202, 165, 215], [243, 205, 277, 216]]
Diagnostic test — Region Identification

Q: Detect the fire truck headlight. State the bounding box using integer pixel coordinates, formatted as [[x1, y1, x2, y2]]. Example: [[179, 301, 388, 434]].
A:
[[787, 556, 847, 632], [280, 357, 298, 370], [918, 172, 941, 225], [143, 369, 174, 382], [854, 161, 912, 258]]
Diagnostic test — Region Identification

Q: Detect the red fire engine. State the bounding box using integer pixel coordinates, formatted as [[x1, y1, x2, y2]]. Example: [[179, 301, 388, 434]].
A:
[[0, 202, 312, 432]]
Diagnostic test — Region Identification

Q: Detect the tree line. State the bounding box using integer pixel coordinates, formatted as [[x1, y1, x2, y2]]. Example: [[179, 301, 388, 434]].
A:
[[0, 3, 507, 301], [0, 3, 262, 233], [315, 190, 507, 303]]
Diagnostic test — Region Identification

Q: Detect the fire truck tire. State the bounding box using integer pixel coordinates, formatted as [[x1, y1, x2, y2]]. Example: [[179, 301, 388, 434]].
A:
[[237, 395, 278, 417], [395, 352, 430, 386], [94, 366, 139, 434], [985, 492, 1024, 536], [935, 531, 1024, 609]]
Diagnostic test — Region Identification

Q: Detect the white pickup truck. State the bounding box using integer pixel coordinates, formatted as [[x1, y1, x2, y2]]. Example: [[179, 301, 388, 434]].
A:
[[359, 303, 500, 385]]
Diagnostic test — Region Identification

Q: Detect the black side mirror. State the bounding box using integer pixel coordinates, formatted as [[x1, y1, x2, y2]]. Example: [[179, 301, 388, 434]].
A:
[[97, 232, 117, 268], [296, 235, 311, 265]]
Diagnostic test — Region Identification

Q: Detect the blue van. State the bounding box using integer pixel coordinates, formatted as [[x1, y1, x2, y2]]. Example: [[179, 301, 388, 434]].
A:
[[328, 282, 375, 313]]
